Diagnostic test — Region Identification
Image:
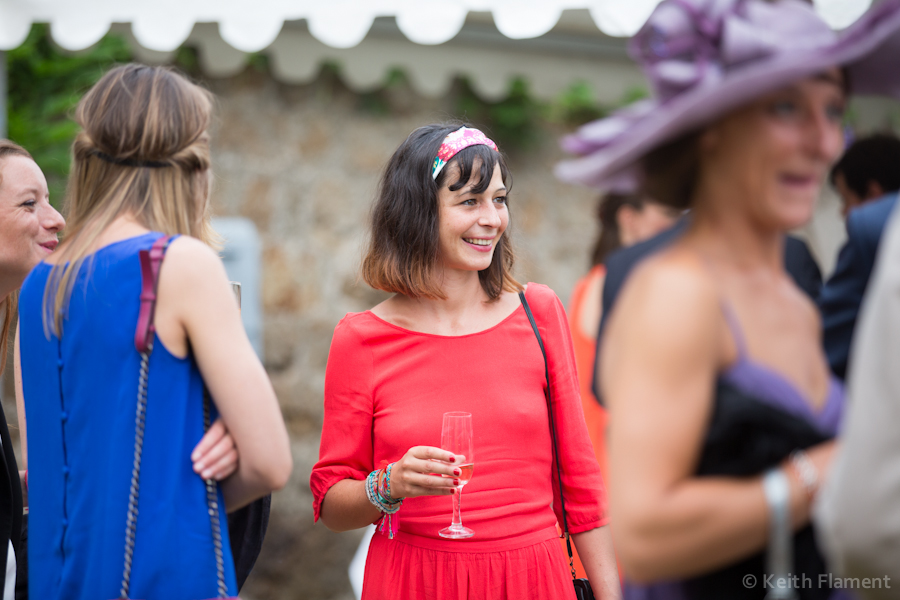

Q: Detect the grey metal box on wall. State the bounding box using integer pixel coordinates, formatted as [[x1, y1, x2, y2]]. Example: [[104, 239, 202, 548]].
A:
[[212, 216, 263, 359]]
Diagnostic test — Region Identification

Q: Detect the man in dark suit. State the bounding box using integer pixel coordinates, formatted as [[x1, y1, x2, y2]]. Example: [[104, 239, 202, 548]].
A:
[[820, 194, 898, 379], [818, 134, 900, 380], [592, 219, 823, 401]]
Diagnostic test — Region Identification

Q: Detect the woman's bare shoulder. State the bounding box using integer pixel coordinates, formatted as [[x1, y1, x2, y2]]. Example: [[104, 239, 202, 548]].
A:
[[164, 234, 219, 260], [606, 245, 723, 354], [156, 236, 231, 314], [600, 247, 723, 420], [161, 236, 225, 281], [623, 246, 719, 310]]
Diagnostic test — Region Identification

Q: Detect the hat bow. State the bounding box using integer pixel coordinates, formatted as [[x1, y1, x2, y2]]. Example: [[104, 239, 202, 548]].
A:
[[633, 0, 836, 102]]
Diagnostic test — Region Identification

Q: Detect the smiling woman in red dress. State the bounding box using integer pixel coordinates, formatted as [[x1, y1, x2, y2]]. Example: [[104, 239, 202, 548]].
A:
[[310, 124, 621, 600]]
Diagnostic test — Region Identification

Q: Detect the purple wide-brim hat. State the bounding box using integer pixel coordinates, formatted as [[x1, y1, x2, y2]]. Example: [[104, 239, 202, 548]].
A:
[[556, 0, 900, 191]]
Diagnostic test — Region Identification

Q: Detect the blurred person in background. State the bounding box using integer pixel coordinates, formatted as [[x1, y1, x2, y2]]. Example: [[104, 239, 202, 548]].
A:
[[556, 0, 900, 597], [15, 64, 291, 599], [311, 123, 621, 600], [815, 179, 900, 600], [567, 193, 679, 578], [0, 140, 64, 600], [829, 133, 900, 219], [820, 133, 900, 379]]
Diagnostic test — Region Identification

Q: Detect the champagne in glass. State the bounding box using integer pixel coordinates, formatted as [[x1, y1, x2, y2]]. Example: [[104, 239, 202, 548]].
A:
[[439, 411, 474, 539]]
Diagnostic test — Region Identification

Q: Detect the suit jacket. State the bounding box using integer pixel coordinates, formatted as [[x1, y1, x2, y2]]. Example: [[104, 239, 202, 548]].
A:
[[0, 399, 23, 596], [814, 198, 900, 600], [819, 193, 898, 380], [592, 221, 823, 402]]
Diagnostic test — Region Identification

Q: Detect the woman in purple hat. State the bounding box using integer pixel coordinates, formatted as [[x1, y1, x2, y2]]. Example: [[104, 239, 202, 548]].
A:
[[557, 0, 900, 598]]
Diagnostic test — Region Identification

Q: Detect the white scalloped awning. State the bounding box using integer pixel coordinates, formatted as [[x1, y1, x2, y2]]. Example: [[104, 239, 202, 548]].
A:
[[0, 0, 874, 53]]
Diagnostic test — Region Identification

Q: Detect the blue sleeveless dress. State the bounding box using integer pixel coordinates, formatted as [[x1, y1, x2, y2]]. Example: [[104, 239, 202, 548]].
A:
[[18, 232, 238, 599]]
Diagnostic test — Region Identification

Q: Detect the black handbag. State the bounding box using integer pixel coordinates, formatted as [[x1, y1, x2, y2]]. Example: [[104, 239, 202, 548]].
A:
[[227, 495, 271, 590], [519, 291, 596, 600]]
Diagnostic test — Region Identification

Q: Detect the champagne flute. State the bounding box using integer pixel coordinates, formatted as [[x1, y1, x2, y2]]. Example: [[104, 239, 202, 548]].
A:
[[439, 411, 474, 539], [230, 281, 242, 309]]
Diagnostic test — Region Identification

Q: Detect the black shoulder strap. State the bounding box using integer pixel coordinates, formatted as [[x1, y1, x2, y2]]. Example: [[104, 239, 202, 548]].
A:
[[518, 290, 576, 579]]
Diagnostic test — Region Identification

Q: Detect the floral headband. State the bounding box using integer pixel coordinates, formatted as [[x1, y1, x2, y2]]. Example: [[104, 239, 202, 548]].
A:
[[432, 127, 499, 181]]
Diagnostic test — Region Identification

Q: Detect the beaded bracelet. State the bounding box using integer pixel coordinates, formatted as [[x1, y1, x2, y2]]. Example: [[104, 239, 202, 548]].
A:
[[365, 463, 403, 539], [789, 449, 819, 503]]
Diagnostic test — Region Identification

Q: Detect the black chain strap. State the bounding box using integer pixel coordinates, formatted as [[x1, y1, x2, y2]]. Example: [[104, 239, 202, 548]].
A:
[[204, 390, 228, 598], [118, 349, 230, 599], [119, 345, 151, 599]]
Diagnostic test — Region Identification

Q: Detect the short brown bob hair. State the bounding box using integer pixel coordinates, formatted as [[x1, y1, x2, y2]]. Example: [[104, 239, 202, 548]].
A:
[[362, 123, 521, 301]]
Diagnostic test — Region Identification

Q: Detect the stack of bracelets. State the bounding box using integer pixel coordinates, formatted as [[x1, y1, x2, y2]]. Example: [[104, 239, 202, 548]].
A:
[[365, 462, 403, 539]]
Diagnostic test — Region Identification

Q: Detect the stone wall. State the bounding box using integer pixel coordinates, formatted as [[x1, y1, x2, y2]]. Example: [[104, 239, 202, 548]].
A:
[[205, 68, 600, 599]]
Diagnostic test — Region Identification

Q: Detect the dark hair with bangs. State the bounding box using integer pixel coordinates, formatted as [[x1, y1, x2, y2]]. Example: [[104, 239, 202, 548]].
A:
[[361, 123, 521, 301]]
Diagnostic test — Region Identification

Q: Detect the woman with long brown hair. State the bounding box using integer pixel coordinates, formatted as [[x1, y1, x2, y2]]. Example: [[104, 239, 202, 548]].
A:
[[16, 64, 291, 599]]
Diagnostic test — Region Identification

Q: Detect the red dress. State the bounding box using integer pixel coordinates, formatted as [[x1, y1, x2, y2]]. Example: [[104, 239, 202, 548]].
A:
[[310, 284, 609, 600]]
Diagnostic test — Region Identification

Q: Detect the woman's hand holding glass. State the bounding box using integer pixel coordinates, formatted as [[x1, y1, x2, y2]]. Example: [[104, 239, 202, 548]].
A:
[[389, 446, 463, 499]]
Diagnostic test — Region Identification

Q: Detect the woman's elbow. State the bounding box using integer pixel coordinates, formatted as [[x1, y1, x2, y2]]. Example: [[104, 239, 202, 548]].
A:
[[620, 556, 664, 584], [247, 446, 293, 492], [616, 543, 655, 585], [318, 496, 356, 533], [613, 521, 672, 583], [617, 542, 669, 583], [320, 513, 351, 533], [266, 450, 293, 491]]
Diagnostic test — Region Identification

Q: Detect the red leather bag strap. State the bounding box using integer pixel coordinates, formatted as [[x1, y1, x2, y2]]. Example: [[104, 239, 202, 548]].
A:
[[134, 235, 173, 353]]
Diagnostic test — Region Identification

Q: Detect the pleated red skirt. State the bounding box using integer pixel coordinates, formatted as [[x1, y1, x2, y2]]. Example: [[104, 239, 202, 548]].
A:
[[362, 531, 575, 600]]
